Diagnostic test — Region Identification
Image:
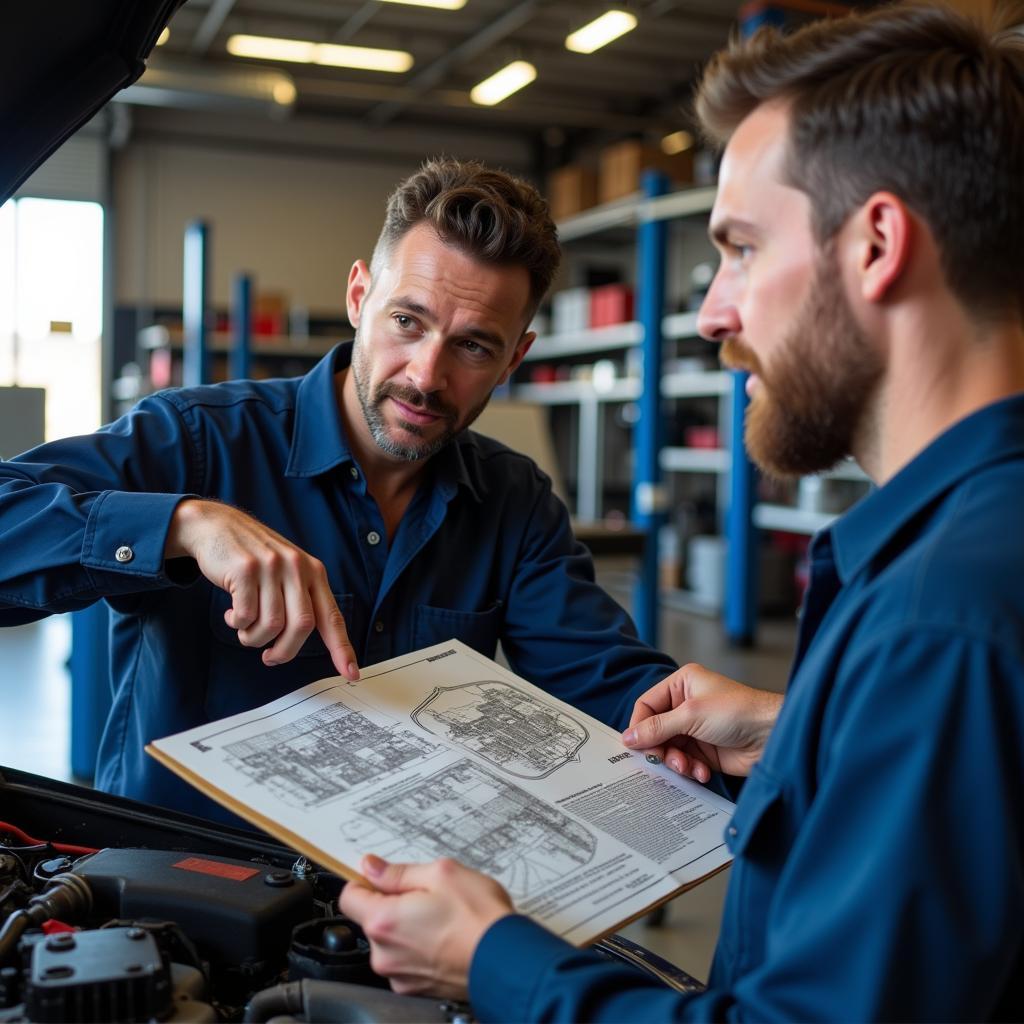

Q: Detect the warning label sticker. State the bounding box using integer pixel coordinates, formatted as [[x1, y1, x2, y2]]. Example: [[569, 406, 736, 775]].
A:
[[172, 856, 261, 882]]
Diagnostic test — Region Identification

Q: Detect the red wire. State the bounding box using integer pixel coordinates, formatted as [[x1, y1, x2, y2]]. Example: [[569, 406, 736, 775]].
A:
[[0, 819, 98, 856]]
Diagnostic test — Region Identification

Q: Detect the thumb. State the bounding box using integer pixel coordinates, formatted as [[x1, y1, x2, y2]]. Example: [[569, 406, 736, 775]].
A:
[[362, 854, 419, 894], [624, 704, 697, 749]]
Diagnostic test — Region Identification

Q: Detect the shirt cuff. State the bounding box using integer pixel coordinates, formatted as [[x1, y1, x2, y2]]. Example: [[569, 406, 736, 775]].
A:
[[81, 491, 198, 586], [469, 915, 575, 1022]]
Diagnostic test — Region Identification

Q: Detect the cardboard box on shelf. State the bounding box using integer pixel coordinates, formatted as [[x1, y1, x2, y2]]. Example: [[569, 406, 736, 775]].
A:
[[598, 140, 695, 204], [547, 164, 598, 221], [252, 291, 289, 337], [589, 283, 634, 328]]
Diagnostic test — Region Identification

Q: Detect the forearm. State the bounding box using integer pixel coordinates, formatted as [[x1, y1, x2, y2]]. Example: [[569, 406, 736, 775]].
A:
[[470, 916, 734, 1023], [0, 480, 197, 613], [0, 395, 201, 615]]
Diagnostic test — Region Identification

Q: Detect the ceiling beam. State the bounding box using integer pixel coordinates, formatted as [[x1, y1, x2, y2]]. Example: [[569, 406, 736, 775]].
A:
[[334, 1, 380, 43], [190, 0, 238, 55], [365, 0, 543, 126]]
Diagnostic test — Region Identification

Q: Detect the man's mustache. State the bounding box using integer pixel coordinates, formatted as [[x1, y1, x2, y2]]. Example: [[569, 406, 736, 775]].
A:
[[720, 337, 763, 376], [376, 383, 457, 421]]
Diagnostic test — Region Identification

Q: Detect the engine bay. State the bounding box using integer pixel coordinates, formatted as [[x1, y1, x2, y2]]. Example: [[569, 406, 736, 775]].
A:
[[0, 765, 699, 1022], [0, 769, 464, 1023]]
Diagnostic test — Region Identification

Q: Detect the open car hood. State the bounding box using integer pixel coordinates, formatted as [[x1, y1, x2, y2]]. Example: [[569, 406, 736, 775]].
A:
[[0, 0, 186, 204]]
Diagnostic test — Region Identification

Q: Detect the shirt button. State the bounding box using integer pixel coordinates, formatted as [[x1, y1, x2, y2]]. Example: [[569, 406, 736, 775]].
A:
[[349, 467, 359, 479], [374, 620, 385, 633], [728, 826, 738, 838], [115, 545, 134, 563], [366, 531, 381, 546]]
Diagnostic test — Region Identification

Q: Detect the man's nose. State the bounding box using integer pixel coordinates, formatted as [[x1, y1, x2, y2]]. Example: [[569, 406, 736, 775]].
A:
[[696, 270, 741, 343], [405, 338, 448, 394]]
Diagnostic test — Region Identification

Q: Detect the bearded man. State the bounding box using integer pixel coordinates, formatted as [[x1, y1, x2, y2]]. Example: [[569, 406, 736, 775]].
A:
[[340, 5, 1024, 1020]]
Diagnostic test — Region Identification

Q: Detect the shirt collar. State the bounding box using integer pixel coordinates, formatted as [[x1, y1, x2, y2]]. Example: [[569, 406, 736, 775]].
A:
[[828, 393, 1024, 583], [286, 340, 485, 503], [286, 342, 356, 478], [434, 431, 485, 504]]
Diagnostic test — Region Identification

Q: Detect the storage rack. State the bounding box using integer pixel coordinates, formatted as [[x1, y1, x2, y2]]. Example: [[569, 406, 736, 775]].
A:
[[517, 177, 871, 647], [513, 175, 760, 647]]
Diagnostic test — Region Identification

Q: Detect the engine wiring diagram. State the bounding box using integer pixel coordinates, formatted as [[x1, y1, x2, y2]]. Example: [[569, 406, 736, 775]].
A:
[[340, 758, 597, 898], [410, 680, 589, 779], [222, 700, 443, 807]]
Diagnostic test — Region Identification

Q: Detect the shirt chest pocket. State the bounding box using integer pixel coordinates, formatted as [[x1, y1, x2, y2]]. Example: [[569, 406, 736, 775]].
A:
[[720, 766, 788, 970], [413, 602, 503, 658], [206, 588, 355, 718]]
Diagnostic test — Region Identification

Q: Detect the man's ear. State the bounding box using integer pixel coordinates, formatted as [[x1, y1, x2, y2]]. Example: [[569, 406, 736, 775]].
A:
[[498, 331, 536, 386], [852, 191, 912, 304], [346, 260, 371, 328]]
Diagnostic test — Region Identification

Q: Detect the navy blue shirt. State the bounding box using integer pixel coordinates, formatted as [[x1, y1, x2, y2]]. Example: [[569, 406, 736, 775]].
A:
[[470, 394, 1024, 1022], [0, 343, 675, 821]]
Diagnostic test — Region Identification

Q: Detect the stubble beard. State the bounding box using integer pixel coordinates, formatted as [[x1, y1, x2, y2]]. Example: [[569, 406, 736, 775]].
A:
[[722, 247, 884, 478], [350, 331, 492, 462]]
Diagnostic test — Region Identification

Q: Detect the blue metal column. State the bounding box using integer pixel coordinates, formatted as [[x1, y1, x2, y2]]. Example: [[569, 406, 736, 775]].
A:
[[631, 170, 670, 648], [724, 374, 758, 645], [721, 0, 784, 647], [230, 273, 253, 381], [183, 220, 211, 387], [69, 605, 112, 780]]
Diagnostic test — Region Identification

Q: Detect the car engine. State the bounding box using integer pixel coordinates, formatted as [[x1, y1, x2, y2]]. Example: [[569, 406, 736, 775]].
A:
[[0, 768, 703, 1023], [0, 825, 459, 1023]]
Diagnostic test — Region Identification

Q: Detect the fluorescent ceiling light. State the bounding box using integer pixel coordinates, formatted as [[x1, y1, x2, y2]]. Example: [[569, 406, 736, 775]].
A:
[[565, 10, 637, 54], [470, 60, 537, 106], [377, 0, 467, 7], [227, 35, 315, 63], [157, 27, 170, 46], [316, 43, 413, 72], [661, 130, 693, 155], [226, 34, 413, 73]]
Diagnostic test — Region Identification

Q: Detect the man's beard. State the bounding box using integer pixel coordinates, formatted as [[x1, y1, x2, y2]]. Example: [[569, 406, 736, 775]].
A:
[[721, 247, 884, 478], [351, 333, 491, 462]]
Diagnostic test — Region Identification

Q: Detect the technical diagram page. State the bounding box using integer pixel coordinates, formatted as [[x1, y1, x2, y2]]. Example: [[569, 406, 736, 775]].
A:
[[149, 639, 734, 946]]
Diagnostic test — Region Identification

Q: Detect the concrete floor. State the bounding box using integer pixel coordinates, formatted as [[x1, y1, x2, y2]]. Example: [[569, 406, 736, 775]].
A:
[[0, 570, 798, 986], [1, 613, 72, 783]]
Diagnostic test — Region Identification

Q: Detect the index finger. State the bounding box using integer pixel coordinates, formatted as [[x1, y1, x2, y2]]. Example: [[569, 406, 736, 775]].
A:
[[311, 583, 360, 681], [629, 667, 693, 727]]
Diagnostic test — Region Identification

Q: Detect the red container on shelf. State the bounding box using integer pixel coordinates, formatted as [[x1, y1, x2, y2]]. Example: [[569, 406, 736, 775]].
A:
[[588, 284, 634, 328], [683, 425, 721, 449]]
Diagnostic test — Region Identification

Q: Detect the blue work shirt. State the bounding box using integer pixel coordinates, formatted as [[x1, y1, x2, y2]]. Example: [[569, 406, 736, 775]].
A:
[[0, 343, 675, 822], [469, 394, 1024, 1022]]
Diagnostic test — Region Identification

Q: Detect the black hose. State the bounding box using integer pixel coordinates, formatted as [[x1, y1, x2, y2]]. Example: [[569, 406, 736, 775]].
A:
[[0, 872, 92, 966], [243, 980, 305, 1022], [0, 909, 33, 966]]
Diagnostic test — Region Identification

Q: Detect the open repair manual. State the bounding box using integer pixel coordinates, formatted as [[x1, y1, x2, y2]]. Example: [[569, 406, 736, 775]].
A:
[[147, 639, 734, 946]]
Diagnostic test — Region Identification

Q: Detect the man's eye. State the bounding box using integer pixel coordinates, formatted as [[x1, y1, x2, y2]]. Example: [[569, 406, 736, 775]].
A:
[[735, 244, 753, 261], [461, 339, 492, 359], [394, 314, 414, 329]]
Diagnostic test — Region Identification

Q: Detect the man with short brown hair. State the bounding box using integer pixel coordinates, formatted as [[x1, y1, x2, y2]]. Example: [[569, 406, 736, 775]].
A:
[[340, 6, 1024, 1019], [0, 158, 677, 822]]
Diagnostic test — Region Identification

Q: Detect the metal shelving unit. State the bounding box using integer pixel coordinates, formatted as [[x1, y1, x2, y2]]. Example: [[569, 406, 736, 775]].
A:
[[517, 179, 751, 647], [526, 182, 878, 645], [138, 324, 337, 361]]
